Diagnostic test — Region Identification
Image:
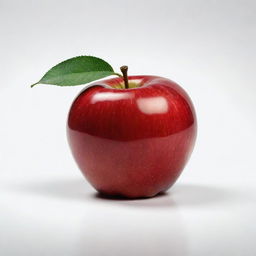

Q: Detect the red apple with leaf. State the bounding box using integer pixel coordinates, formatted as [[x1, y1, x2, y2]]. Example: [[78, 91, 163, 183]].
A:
[[31, 56, 197, 198]]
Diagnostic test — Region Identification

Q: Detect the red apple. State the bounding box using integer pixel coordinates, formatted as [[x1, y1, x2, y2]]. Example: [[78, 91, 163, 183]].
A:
[[67, 75, 197, 198]]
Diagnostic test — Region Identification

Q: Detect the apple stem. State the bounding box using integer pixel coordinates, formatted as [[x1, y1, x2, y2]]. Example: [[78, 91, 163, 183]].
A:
[[120, 66, 129, 89]]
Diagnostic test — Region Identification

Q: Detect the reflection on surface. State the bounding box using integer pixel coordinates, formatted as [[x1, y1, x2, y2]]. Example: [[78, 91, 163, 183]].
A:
[[78, 203, 188, 256], [10, 178, 235, 256], [137, 96, 169, 114]]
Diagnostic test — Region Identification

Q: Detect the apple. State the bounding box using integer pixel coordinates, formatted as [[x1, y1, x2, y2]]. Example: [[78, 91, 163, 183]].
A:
[[31, 56, 197, 198], [67, 74, 197, 198]]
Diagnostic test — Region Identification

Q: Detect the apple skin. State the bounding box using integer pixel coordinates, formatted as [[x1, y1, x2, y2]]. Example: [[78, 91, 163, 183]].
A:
[[67, 76, 197, 198]]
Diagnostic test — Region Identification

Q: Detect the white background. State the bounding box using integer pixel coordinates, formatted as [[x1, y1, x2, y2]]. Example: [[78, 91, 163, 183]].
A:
[[1, 0, 256, 255]]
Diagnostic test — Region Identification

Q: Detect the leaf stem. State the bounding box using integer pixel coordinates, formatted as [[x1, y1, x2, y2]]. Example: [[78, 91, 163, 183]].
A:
[[31, 82, 38, 88], [120, 66, 129, 89], [114, 73, 123, 77]]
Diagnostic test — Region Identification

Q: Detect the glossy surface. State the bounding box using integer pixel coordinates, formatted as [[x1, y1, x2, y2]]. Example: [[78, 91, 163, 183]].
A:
[[67, 76, 197, 198]]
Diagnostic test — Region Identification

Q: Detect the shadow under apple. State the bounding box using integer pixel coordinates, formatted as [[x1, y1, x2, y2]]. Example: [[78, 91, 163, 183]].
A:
[[14, 176, 233, 208]]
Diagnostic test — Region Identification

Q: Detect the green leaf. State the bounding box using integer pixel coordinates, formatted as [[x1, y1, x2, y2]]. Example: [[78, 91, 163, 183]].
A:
[[31, 56, 117, 87]]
